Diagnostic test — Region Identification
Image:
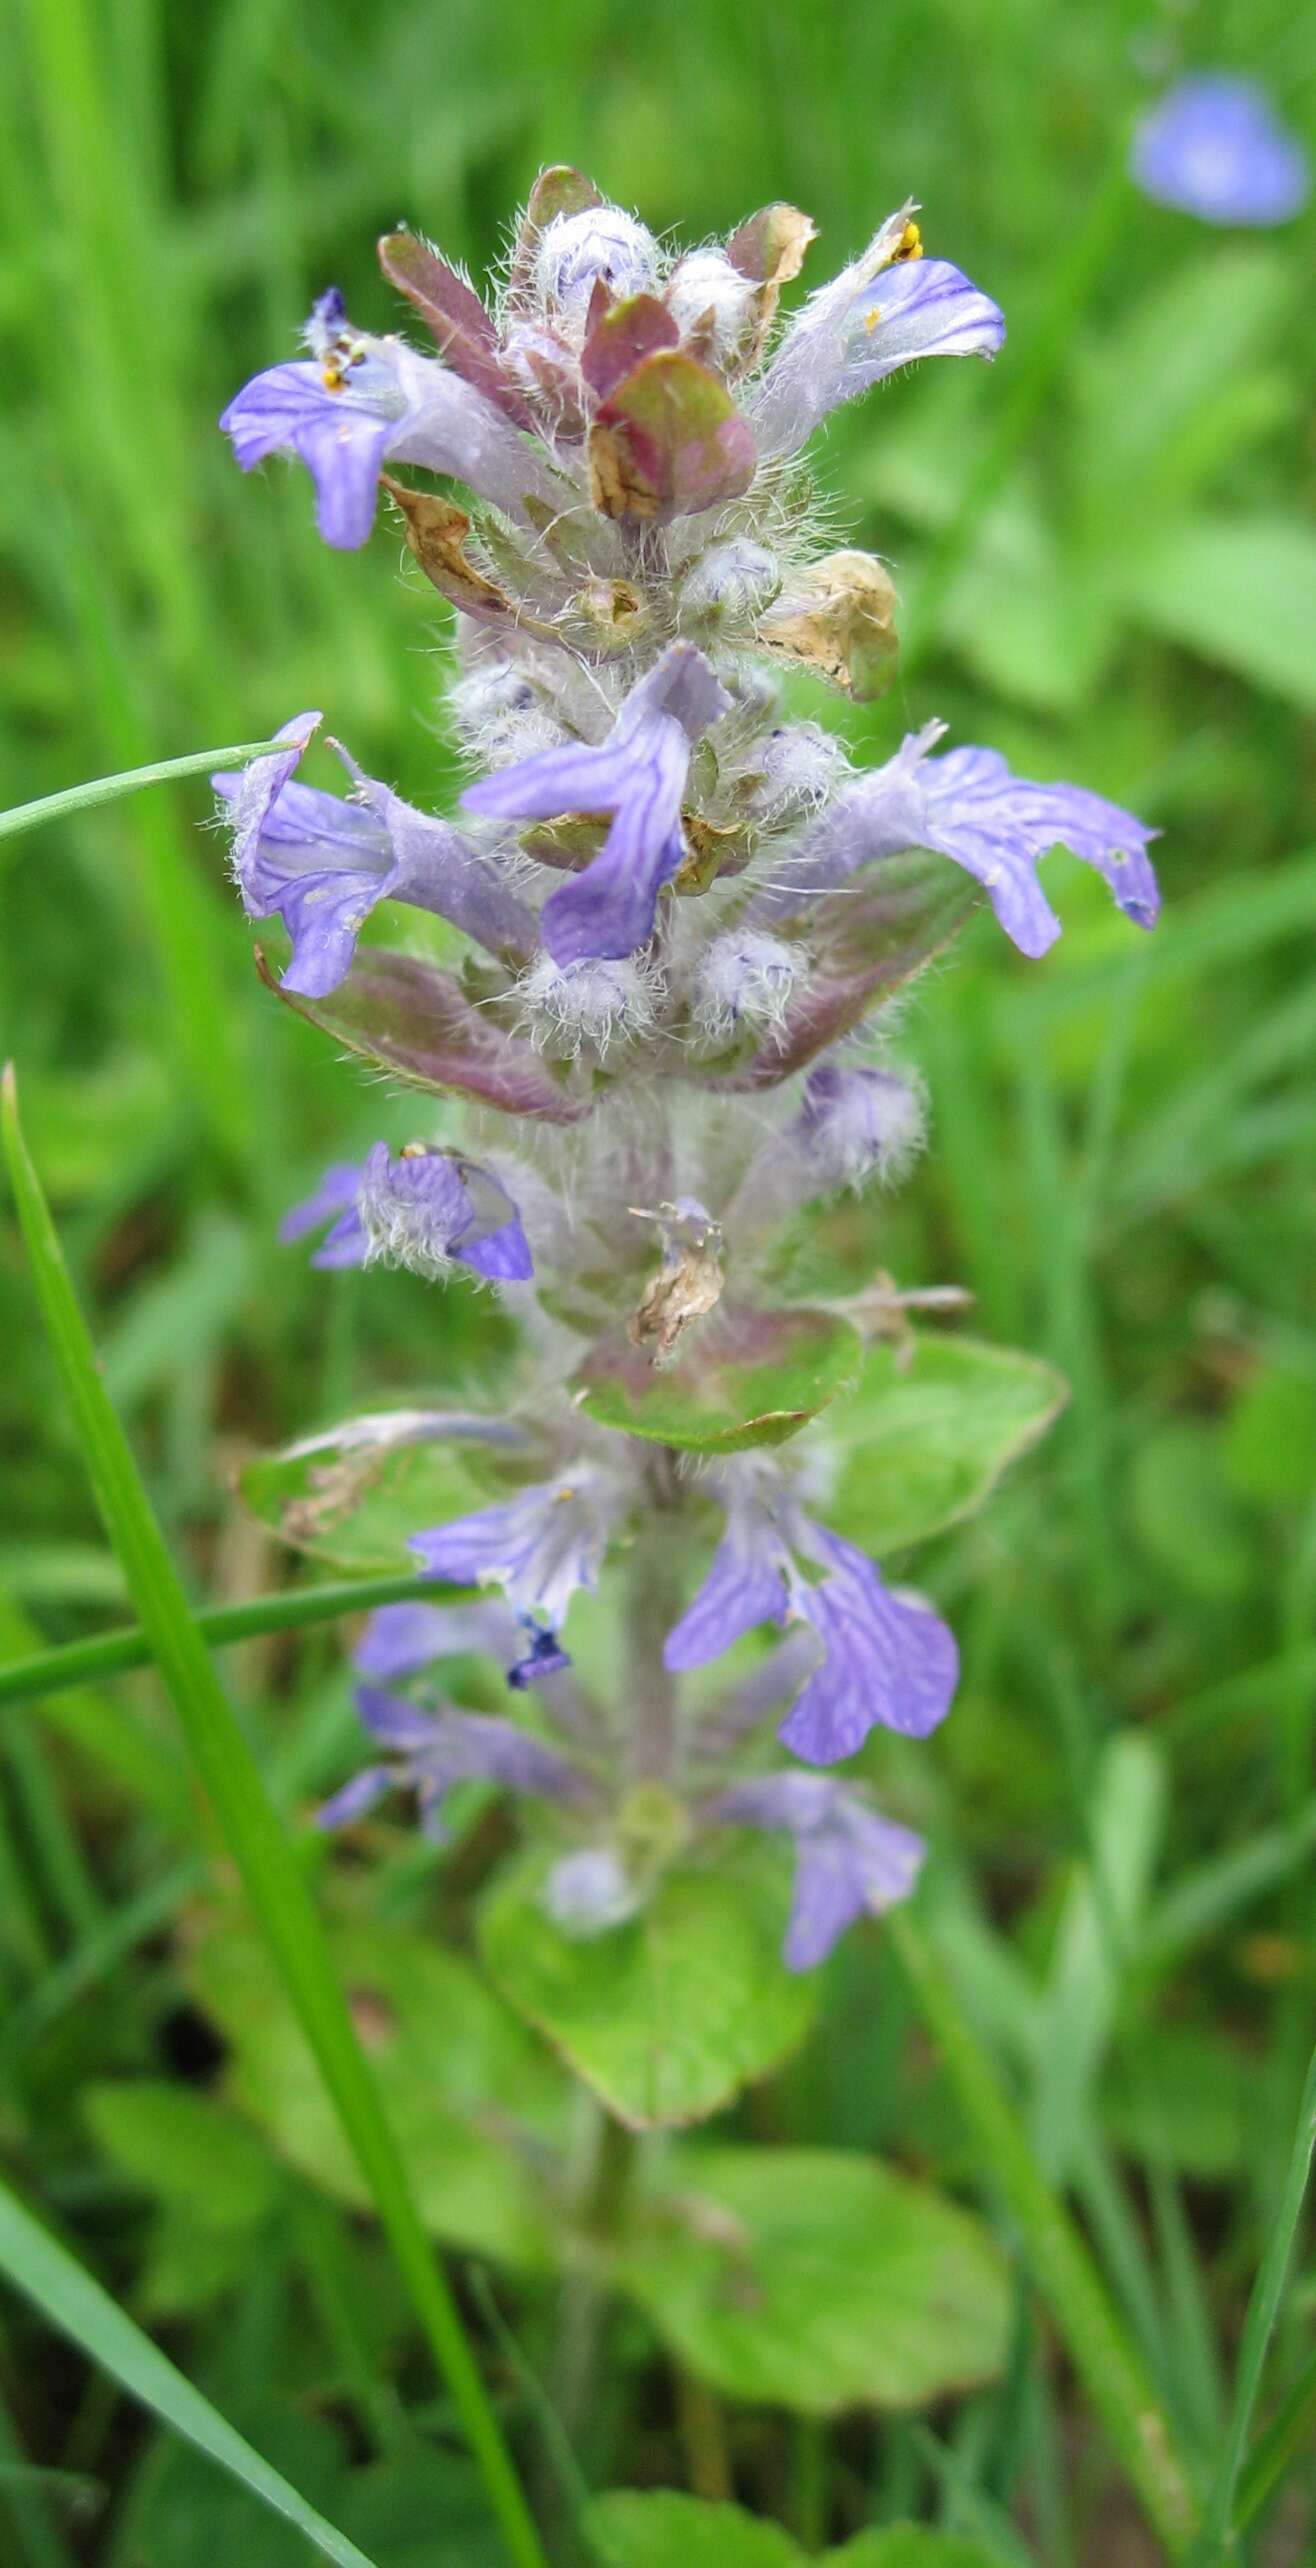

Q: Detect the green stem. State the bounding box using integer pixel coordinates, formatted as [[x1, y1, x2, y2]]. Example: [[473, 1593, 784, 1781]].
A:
[[0, 742, 286, 844], [0, 1572, 447, 1708], [889, 1905, 1200, 2558]]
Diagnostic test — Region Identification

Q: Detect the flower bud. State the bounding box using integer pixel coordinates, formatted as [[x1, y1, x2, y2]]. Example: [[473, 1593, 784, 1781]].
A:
[[750, 722, 851, 823], [691, 931, 799, 1043], [515, 952, 659, 1058], [680, 538, 782, 630], [544, 1846, 640, 1935], [665, 250, 758, 362], [797, 1065, 926, 1190], [448, 659, 561, 768], [534, 208, 660, 319]]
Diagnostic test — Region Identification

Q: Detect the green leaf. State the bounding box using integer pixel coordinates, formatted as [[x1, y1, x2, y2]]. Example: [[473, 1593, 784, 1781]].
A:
[[190, 1913, 571, 2269], [587, 2491, 803, 2568], [239, 1413, 523, 1573], [574, 1306, 862, 1455], [584, 2496, 1006, 2568], [479, 1849, 815, 2128], [83, 2080, 280, 2231], [0, 1070, 546, 2568], [727, 853, 981, 1090], [1130, 1420, 1255, 1603], [0, 2175, 379, 2568], [826, 2540, 1008, 2568], [824, 1336, 1067, 1557], [1118, 513, 1316, 712], [617, 2145, 1010, 2414], [589, 351, 757, 520], [1222, 1360, 1316, 1506], [829, 2539, 1011, 2568], [257, 947, 590, 1121]]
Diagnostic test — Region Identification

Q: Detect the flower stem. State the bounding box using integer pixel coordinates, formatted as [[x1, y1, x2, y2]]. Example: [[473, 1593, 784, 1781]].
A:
[[625, 1462, 687, 1785], [889, 1903, 1201, 2558]]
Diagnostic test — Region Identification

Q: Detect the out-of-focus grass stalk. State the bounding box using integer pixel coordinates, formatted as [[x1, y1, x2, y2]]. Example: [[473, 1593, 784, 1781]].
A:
[[890, 1904, 1201, 2557], [1187, 2042, 1316, 2562], [0, 1570, 447, 1706], [0, 2179, 379, 2568], [0, 1068, 549, 2568]]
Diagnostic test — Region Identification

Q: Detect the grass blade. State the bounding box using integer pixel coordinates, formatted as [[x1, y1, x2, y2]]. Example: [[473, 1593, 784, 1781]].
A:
[[890, 1904, 1201, 2558], [0, 1065, 547, 2568], [0, 2177, 377, 2568], [0, 1572, 444, 1707], [0, 741, 285, 844], [1188, 2041, 1316, 2560]]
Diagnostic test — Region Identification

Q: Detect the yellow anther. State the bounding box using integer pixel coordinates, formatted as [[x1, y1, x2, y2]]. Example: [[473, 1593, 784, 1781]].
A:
[[864, 306, 881, 333], [894, 219, 923, 262], [321, 363, 345, 393]]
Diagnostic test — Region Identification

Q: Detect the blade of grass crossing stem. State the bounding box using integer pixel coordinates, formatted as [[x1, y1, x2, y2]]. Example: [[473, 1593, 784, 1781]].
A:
[[0, 1572, 445, 1708], [0, 2178, 376, 2568], [0, 742, 287, 844], [1187, 2041, 1316, 2561], [1233, 2343, 1316, 2538], [0, 1068, 547, 2568], [889, 1906, 1200, 2557]]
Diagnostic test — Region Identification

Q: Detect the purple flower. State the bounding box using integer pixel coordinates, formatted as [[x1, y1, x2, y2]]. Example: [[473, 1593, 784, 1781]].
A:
[[750, 207, 1004, 458], [221, 288, 560, 547], [534, 208, 661, 318], [664, 1471, 958, 1764], [355, 1596, 572, 1696], [711, 1771, 925, 1969], [214, 717, 534, 997], [777, 722, 1159, 960], [279, 1161, 369, 1268], [316, 1688, 589, 1839], [795, 1064, 925, 1190], [1132, 76, 1309, 228], [461, 643, 730, 965], [280, 1145, 533, 1282], [410, 1467, 624, 1631]]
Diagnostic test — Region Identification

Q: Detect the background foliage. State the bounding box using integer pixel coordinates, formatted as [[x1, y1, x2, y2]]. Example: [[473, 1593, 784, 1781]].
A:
[[0, 0, 1313, 2560]]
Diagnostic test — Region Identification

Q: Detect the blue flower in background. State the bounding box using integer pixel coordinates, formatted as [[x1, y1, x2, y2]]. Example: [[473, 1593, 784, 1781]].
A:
[[1132, 75, 1309, 228]]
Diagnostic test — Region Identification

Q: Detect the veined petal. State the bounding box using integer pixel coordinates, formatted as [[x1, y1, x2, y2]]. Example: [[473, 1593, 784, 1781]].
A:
[[664, 1517, 790, 1671], [461, 643, 727, 965], [749, 206, 1003, 456], [215, 724, 534, 995], [843, 258, 1005, 392], [410, 1470, 618, 1627], [779, 1531, 959, 1762], [221, 356, 403, 549], [712, 1770, 925, 1969], [779, 726, 1159, 960]]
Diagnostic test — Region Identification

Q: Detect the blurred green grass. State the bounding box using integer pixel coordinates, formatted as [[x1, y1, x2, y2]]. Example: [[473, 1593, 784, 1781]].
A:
[[1, 0, 1314, 2558]]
